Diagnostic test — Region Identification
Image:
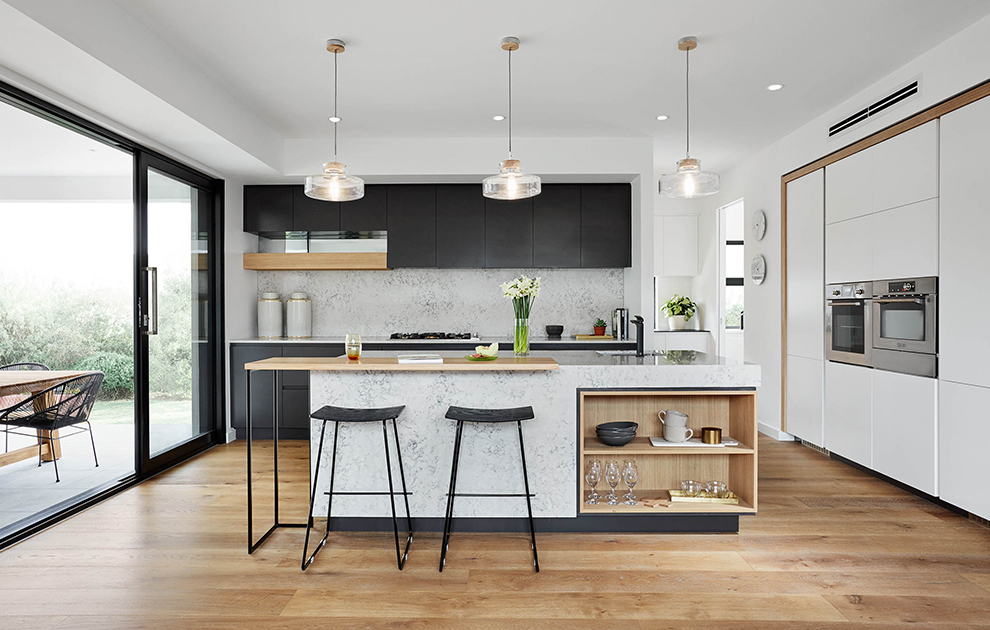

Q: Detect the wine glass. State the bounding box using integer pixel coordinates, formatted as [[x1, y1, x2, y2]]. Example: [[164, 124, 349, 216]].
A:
[[584, 460, 602, 504], [621, 459, 636, 499], [622, 461, 639, 505], [604, 460, 621, 505]]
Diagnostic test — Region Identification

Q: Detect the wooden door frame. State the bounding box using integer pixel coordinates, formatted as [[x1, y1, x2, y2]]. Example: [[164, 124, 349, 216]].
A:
[[779, 78, 990, 433]]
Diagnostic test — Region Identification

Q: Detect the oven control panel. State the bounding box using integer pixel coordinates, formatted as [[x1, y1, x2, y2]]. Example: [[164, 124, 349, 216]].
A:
[[887, 280, 916, 294]]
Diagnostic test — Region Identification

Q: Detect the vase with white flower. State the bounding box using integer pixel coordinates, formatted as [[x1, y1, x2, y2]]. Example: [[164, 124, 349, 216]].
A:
[[501, 275, 541, 356]]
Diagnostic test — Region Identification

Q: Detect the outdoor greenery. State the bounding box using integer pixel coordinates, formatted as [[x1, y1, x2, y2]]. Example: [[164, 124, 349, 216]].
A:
[[0, 271, 193, 400]]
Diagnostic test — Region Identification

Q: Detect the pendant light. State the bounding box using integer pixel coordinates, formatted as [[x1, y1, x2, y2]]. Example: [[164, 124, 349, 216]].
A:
[[659, 36, 720, 199], [483, 36, 541, 200], [305, 39, 364, 202]]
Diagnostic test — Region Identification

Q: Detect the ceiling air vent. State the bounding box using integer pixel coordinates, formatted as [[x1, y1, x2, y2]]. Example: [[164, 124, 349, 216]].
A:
[[828, 77, 921, 139]]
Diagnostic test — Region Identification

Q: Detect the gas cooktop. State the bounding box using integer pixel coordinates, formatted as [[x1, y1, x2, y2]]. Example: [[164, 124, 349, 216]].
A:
[[389, 332, 477, 340]]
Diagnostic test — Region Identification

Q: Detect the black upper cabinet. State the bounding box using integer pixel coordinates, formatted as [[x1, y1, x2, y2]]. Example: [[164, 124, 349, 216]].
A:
[[244, 185, 293, 234], [534, 184, 582, 268], [340, 185, 387, 232], [387, 185, 437, 268], [436, 185, 486, 268], [580, 184, 631, 268], [485, 197, 534, 268], [291, 186, 339, 232]]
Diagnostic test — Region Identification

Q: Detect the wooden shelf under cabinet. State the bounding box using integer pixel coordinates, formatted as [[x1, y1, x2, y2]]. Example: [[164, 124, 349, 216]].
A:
[[243, 252, 388, 271], [579, 389, 758, 515]]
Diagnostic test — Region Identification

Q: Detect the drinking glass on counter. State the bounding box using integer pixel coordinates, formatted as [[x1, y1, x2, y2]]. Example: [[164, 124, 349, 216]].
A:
[[707, 480, 728, 499], [622, 460, 639, 505], [345, 333, 362, 360], [585, 460, 602, 505], [681, 479, 702, 497], [604, 460, 621, 505]]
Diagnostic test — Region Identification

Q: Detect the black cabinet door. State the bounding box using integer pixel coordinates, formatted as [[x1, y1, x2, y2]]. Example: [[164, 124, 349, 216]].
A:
[[244, 185, 293, 234], [534, 184, 582, 267], [292, 186, 339, 232], [281, 345, 343, 387], [485, 197, 534, 268], [581, 184, 632, 268], [387, 185, 437, 268], [229, 345, 281, 429], [436, 185, 486, 267], [281, 388, 313, 430], [340, 185, 387, 232]]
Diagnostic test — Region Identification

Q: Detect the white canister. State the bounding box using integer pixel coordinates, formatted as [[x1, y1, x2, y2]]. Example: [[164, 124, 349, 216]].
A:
[[286, 292, 312, 338], [258, 292, 282, 338]]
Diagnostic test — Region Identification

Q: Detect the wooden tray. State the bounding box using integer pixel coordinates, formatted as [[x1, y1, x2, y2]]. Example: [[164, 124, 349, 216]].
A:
[[572, 334, 615, 340], [668, 490, 740, 504]]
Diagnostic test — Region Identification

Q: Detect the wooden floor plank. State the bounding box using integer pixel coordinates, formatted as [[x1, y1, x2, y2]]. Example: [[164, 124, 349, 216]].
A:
[[824, 594, 990, 623]]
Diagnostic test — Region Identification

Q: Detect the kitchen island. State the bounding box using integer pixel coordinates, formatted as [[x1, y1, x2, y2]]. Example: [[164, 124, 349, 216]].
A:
[[244, 351, 760, 538]]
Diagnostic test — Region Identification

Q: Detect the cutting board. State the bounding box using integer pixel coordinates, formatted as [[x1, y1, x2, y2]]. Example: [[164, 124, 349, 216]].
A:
[[649, 436, 740, 448], [572, 334, 615, 340]]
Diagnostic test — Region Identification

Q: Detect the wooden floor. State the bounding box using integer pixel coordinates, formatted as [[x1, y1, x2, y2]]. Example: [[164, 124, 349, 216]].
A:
[[1, 435, 989, 629]]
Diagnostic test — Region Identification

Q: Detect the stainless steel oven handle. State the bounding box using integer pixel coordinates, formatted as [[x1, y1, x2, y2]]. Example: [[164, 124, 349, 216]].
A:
[[874, 298, 923, 304], [827, 300, 863, 306]]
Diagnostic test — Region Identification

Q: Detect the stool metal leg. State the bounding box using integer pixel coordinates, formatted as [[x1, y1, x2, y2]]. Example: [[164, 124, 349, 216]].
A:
[[382, 420, 413, 569], [517, 420, 540, 572], [301, 420, 328, 570], [392, 418, 414, 544], [439, 420, 465, 572]]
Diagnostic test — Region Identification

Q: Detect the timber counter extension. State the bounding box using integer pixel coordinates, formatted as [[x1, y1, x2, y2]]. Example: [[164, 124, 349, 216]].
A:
[[242, 351, 760, 553]]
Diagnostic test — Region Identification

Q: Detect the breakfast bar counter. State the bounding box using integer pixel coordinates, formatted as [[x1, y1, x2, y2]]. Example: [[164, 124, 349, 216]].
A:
[[243, 351, 760, 542]]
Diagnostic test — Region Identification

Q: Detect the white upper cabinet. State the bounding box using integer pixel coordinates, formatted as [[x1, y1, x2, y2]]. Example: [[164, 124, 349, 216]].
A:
[[873, 120, 939, 212], [872, 370, 937, 495], [940, 380, 990, 520], [654, 215, 699, 277], [825, 214, 872, 283], [939, 96, 990, 389], [825, 146, 872, 224], [872, 198, 938, 280], [824, 361, 872, 468], [786, 170, 825, 361]]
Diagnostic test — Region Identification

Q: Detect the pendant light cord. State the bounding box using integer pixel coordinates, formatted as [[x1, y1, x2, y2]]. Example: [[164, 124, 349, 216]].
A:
[[507, 48, 513, 159], [333, 49, 338, 162], [685, 46, 690, 158]]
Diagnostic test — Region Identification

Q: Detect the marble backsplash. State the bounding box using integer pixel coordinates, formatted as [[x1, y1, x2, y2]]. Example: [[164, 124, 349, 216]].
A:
[[257, 268, 624, 338]]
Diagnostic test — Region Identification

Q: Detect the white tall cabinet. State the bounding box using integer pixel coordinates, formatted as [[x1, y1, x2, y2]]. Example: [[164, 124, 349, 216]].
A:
[[785, 169, 825, 446], [654, 216, 699, 277], [872, 370, 937, 495], [824, 361, 872, 468], [937, 95, 990, 520]]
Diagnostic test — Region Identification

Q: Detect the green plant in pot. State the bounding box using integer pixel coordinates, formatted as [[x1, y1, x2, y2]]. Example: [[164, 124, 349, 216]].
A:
[[661, 295, 697, 330], [593, 318, 608, 336]]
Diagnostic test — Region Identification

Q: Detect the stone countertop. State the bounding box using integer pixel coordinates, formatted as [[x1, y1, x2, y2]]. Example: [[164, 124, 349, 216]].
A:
[[229, 336, 636, 346]]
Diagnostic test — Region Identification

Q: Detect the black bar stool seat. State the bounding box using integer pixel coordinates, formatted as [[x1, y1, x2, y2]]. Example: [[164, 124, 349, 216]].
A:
[[312, 405, 405, 423], [440, 405, 539, 573], [302, 404, 413, 571], [445, 406, 534, 423]]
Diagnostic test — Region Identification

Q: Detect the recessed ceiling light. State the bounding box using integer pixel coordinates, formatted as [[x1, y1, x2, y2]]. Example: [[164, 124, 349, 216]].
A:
[[493, 115, 505, 121], [328, 116, 341, 123], [766, 84, 784, 91], [656, 115, 669, 121]]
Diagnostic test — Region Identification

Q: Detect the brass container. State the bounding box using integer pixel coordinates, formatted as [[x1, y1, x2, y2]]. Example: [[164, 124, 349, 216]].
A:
[[701, 427, 722, 445]]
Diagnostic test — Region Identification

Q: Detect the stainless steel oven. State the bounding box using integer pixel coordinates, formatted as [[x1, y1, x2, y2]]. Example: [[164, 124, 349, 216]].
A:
[[825, 281, 873, 367], [872, 276, 937, 377]]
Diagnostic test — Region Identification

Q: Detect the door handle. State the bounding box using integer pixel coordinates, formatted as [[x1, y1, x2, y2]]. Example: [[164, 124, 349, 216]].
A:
[[143, 266, 158, 335]]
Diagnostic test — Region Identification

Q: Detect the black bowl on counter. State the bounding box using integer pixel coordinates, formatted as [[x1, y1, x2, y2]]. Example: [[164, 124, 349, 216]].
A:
[[545, 325, 564, 340], [596, 421, 638, 432], [596, 432, 636, 446], [595, 421, 638, 446]]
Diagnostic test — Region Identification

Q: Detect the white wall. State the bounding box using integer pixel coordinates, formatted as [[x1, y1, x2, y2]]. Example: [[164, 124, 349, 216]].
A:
[[223, 180, 257, 439], [701, 13, 990, 433]]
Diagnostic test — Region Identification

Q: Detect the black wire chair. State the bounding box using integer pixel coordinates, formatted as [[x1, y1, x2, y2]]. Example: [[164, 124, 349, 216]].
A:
[[0, 372, 104, 482], [0, 362, 51, 452]]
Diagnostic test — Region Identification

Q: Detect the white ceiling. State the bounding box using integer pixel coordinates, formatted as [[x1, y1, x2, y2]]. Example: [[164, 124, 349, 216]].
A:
[[104, 0, 990, 173]]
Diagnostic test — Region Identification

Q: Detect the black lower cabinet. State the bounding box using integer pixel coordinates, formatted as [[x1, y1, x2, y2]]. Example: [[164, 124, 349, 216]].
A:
[[230, 345, 281, 437]]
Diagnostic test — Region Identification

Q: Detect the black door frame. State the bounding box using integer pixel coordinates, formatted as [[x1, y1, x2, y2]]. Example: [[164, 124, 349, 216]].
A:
[[0, 79, 226, 547]]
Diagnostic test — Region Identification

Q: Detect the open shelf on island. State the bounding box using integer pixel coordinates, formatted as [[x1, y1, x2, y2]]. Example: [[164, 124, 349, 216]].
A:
[[578, 389, 758, 515], [583, 436, 754, 455]]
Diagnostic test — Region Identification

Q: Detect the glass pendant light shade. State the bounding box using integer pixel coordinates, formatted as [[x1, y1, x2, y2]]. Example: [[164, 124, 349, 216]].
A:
[[305, 161, 365, 201], [483, 159, 541, 200], [659, 157, 720, 198]]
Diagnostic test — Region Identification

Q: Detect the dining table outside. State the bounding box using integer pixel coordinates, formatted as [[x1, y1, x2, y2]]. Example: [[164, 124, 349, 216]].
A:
[[0, 370, 93, 469]]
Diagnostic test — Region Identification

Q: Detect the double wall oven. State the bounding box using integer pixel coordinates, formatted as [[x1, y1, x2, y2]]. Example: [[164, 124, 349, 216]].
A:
[[826, 276, 938, 378]]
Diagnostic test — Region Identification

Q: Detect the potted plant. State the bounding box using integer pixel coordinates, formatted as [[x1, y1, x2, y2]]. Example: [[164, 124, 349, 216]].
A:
[[661, 294, 697, 330], [593, 318, 608, 336], [501, 275, 542, 356]]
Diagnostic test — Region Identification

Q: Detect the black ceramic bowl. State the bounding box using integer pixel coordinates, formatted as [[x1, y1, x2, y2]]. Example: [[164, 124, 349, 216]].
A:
[[545, 325, 564, 339], [597, 432, 636, 447], [596, 421, 638, 432]]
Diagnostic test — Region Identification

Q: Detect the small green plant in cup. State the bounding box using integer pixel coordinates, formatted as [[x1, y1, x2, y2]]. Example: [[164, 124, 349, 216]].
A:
[[593, 318, 608, 336]]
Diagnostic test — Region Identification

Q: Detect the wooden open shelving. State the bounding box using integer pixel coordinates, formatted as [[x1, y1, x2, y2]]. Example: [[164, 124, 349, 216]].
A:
[[242, 252, 388, 271], [578, 389, 758, 515]]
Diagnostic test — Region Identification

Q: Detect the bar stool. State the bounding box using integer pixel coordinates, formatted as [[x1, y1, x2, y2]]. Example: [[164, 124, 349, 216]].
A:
[[439, 405, 539, 573], [301, 405, 413, 571]]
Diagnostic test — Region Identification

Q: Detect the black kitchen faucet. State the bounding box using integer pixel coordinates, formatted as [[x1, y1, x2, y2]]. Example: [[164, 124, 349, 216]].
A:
[[631, 315, 645, 357]]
